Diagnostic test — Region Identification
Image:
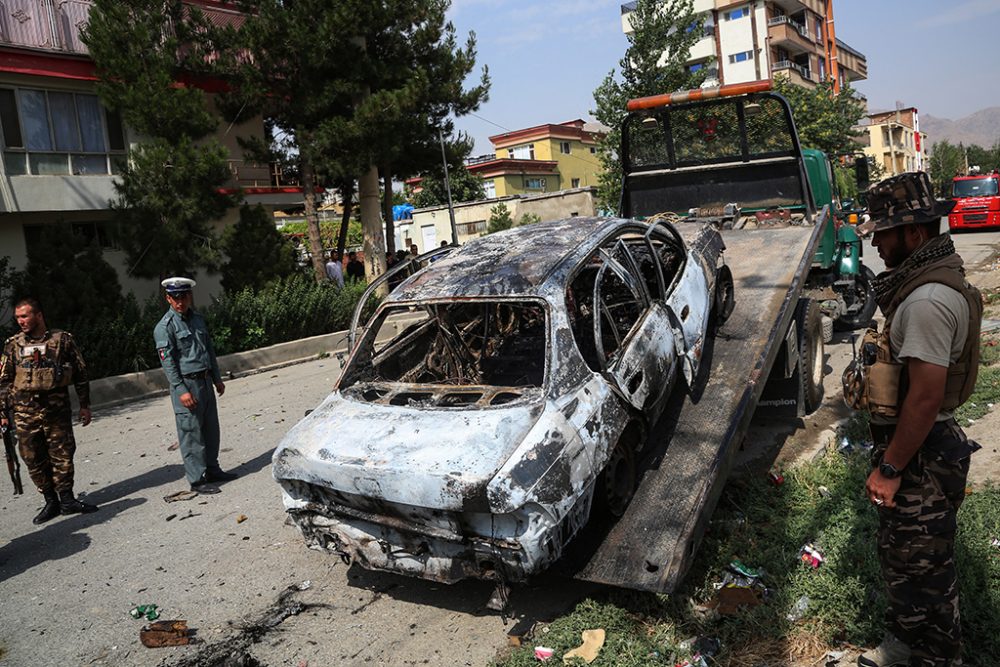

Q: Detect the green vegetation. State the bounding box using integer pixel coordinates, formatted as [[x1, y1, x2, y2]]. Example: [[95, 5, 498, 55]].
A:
[[591, 0, 708, 213], [956, 334, 1000, 426], [495, 415, 1000, 666], [221, 205, 298, 293], [487, 202, 515, 234]]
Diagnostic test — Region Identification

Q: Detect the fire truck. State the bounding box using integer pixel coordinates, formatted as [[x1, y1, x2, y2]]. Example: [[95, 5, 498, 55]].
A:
[[948, 169, 1000, 231]]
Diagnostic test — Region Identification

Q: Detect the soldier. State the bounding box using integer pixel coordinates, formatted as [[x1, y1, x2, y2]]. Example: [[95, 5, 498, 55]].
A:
[[0, 298, 97, 524], [153, 277, 237, 495], [845, 172, 981, 667]]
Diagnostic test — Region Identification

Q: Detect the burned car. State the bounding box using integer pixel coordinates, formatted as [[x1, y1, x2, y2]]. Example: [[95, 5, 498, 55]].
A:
[[272, 217, 733, 584]]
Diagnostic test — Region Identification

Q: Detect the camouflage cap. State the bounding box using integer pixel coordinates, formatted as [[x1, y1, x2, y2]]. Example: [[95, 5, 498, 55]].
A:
[[857, 171, 956, 236]]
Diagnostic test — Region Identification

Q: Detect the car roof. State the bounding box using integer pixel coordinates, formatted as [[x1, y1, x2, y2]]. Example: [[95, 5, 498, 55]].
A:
[[388, 217, 632, 301]]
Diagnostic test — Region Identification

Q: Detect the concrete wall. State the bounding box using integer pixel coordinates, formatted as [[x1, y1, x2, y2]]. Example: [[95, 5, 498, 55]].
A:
[[409, 188, 598, 251]]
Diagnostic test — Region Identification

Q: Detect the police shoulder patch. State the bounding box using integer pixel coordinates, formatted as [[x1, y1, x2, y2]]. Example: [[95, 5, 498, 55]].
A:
[[158, 348, 168, 361]]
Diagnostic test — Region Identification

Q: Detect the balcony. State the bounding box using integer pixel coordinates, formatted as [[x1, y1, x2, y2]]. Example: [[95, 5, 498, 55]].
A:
[[771, 60, 815, 86], [767, 15, 814, 53], [768, 0, 824, 14], [0, 0, 92, 54]]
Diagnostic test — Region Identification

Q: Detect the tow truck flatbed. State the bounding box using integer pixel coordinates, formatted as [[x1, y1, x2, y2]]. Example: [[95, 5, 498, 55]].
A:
[[562, 222, 824, 592]]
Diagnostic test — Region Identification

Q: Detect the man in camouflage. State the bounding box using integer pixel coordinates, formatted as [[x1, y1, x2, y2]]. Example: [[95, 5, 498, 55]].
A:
[[851, 173, 981, 667], [0, 298, 97, 524]]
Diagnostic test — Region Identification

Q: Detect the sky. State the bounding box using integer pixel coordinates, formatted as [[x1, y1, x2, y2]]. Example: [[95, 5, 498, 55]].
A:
[[446, 0, 1000, 155]]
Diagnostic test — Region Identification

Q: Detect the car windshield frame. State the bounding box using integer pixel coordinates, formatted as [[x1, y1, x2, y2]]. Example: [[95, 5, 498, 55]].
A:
[[340, 296, 552, 396]]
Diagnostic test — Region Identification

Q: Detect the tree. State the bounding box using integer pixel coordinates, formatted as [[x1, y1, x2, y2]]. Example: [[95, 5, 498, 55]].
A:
[[486, 202, 514, 234], [81, 0, 237, 280], [929, 141, 966, 197], [220, 205, 298, 293], [592, 0, 709, 212], [967, 141, 1000, 174], [771, 78, 866, 158], [215, 0, 488, 284], [518, 212, 542, 226], [11, 224, 123, 328], [411, 165, 486, 208]]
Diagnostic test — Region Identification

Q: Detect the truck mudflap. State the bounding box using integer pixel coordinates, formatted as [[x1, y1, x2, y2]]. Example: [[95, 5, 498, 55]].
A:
[[558, 222, 823, 593]]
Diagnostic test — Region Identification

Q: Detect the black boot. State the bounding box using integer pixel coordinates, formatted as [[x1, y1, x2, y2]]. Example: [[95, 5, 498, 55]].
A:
[[33, 490, 61, 525], [190, 474, 221, 495], [59, 490, 98, 515]]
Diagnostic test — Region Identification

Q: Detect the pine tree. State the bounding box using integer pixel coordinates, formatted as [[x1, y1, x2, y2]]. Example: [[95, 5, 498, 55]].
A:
[[215, 0, 488, 283], [592, 0, 708, 212], [81, 0, 237, 280]]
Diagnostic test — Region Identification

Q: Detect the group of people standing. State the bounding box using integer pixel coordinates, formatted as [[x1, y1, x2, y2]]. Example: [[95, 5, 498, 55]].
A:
[[324, 251, 365, 288], [0, 277, 237, 524]]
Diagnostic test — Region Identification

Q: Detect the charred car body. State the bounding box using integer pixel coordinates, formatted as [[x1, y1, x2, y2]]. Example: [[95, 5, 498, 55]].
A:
[[272, 217, 733, 584]]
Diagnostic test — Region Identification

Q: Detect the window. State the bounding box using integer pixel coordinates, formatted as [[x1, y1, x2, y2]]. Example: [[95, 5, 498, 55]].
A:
[[818, 56, 826, 80], [457, 220, 487, 235], [524, 177, 546, 190], [815, 16, 822, 41], [507, 144, 534, 160], [688, 63, 704, 73], [728, 50, 752, 64], [483, 179, 496, 198], [589, 146, 596, 154], [0, 87, 126, 176], [571, 178, 580, 188], [724, 7, 748, 20], [559, 141, 571, 154]]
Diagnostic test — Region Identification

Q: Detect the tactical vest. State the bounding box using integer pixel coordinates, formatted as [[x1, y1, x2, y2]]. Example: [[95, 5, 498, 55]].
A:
[[10, 330, 75, 393], [843, 264, 982, 417]]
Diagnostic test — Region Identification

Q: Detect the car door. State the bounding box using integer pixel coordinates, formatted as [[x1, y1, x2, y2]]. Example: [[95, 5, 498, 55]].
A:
[[653, 225, 712, 386], [591, 238, 677, 413]]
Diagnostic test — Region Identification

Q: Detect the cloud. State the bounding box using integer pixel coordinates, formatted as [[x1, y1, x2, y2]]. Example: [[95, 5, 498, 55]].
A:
[[914, 0, 1000, 28]]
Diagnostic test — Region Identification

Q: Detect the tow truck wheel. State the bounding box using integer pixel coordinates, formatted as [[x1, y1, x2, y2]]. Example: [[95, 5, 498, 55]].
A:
[[594, 428, 639, 520], [796, 298, 825, 414]]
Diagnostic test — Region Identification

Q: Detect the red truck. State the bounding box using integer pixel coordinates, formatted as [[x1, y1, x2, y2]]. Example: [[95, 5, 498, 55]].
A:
[[948, 171, 1000, 231]]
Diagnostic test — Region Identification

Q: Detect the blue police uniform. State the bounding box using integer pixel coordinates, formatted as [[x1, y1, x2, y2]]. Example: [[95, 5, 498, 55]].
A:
[[153, 278, 230, 488]]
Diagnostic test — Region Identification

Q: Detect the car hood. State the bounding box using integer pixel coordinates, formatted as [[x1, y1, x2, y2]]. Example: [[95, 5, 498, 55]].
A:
[[272, 390, 546, 511]]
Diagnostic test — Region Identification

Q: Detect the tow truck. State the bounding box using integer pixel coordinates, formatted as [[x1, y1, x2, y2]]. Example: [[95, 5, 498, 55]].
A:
[[948, 169, 1000, 231], [561, 80, 870, 593]]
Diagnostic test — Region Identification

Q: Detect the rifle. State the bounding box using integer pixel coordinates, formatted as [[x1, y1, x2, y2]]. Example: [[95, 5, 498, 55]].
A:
[[2, 410, 23, 495]]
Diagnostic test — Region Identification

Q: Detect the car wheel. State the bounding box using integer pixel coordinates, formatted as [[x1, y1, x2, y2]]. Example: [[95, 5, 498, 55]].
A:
[[833, 265, 878, 332], [796, 298, 825, 414], [713, 264, 735, 327], [594, 429, 638, 519]]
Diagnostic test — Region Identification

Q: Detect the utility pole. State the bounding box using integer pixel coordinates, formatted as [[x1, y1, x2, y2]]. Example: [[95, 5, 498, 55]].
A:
[[439, 128, 459, 245]]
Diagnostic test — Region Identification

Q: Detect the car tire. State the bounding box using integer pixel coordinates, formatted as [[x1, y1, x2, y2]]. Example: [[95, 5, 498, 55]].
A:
[[593, 428, 639, 520], [713, 264, 735, 328], [797, 298, 825, 414]]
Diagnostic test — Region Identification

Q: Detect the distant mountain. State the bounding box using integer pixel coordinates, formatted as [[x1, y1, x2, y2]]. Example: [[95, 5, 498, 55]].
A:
[[921, 108, 1000, 150]]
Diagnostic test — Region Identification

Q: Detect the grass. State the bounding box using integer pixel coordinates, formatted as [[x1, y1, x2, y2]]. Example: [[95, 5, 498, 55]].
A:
[[494, 408, 1000, 667], [956, 333, 1000, 426]]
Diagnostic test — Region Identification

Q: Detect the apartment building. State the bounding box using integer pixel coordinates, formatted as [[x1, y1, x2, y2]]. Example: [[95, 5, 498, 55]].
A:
[[0, 0, 298, 300], [621, 0, 867, 92], [862, 108, 928, 176], [468, 119, 606, 198]]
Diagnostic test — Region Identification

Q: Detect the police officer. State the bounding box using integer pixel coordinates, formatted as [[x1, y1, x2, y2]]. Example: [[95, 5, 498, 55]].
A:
[[848, 172, 981, 667], [0, 298, 97, 524], [153, 278, 237, 494]]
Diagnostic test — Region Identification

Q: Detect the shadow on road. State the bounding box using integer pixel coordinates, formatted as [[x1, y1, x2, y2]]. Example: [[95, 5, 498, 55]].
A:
[[0, 497, 145, 581]]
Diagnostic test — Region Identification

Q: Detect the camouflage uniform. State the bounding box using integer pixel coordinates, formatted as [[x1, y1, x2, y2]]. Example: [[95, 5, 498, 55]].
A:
[[870, 421, 976, 666], [0, 329, 90, 495]]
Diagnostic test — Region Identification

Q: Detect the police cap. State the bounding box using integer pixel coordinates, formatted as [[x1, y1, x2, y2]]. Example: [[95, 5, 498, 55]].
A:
[[161, 277, 196, 295]]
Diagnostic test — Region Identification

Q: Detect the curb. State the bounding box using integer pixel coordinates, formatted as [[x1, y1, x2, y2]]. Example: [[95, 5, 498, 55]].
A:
[[82, 316, 421, 411]]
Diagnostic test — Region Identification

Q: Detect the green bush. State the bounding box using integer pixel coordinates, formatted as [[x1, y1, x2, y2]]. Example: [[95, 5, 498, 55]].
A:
[[205, 274, 376, 355], [220, 204, 298, 293]]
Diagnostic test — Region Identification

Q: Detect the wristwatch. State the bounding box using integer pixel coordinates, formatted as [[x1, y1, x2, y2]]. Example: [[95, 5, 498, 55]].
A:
[[879, 459, 901, 479]]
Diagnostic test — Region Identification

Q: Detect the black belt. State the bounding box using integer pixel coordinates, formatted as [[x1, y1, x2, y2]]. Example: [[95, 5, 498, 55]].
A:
[[183, 370, 211, 380]]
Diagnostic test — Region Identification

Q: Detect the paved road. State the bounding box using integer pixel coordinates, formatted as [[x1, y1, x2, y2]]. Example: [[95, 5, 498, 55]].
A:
[[0, 360, 587, 666]]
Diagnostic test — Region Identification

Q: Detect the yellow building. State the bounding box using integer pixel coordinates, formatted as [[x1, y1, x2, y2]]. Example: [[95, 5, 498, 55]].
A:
[[862, 107, 928, 176], [468, 119, 606, 197]]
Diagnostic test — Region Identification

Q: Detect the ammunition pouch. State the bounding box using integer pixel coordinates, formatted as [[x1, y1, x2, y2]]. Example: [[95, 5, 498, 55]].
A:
[[12, 340, 73, 393], [842, 327, 903, 417]]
